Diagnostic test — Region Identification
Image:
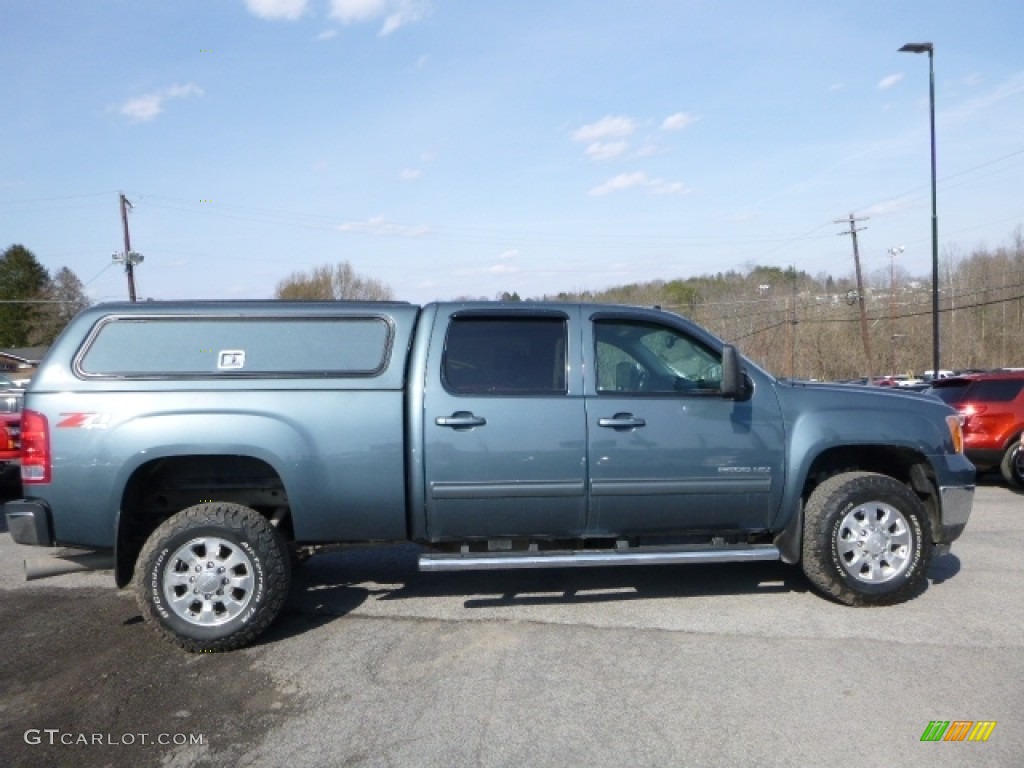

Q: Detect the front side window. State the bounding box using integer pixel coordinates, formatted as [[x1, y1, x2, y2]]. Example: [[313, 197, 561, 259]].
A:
[[595, 319, 722, 394], [443, 315, 567, 395]]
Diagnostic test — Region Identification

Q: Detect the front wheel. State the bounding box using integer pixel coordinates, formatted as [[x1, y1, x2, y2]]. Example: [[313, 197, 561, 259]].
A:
[[134, 503, 291, 652], [802, 472, 932, 606], [1000, 438, 1024, 490]]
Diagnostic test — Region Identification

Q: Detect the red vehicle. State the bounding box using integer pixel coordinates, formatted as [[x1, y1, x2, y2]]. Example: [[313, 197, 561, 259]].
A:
[[929, 372, 1024, 488], [0, 412, 20, 485], [0, 374, 24, 486]]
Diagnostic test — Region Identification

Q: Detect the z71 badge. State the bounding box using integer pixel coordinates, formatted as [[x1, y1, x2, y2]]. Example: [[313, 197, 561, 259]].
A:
[[57, 413, 111, 429]]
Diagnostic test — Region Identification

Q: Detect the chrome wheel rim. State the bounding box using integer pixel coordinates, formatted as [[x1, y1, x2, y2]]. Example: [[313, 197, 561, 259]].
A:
[[836, 501, 913, 584], [163, 536, 255, 626]]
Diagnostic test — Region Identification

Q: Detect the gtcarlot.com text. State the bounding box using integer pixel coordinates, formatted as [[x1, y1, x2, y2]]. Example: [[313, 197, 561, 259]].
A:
[[24, 729, 205, 747]]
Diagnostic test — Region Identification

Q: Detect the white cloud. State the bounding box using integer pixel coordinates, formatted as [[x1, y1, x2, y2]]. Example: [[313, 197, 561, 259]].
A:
[[119, 83, 204, 122], [498, 249, 518, 260], [316, 29, 339, 41], [585, 140, 628, 160], [329, 0, 430, 35], [330, 0, 387, 23], [588, 171, 689, 197], [399, 167, 422, 181], [381, 1, 429, 35], [878, 73, 904, 90], [660, 112, 698, 131], [589, 171, 649, 196], [167, 83, 203, 99], [337, 215, 430, 237], [572, 115, 637, 143], [946, 72, 1024, 121], [245, 0, 309, 21], [652, 180, 688, 195], [484, 263, 519, 274], [828, 83, 844, 92], [862, 195, 916, 217]]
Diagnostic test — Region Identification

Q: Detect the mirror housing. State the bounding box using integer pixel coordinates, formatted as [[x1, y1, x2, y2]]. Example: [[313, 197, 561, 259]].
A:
[[720, 344, 748, 400]]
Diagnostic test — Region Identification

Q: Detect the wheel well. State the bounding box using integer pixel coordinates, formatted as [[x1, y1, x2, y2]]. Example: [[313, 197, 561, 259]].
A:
[[801, 445, 940, 539], [115, 455, 291, 587]]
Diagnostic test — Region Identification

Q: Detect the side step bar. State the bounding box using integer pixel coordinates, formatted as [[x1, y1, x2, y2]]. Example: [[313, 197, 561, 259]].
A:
[[419, 545, 781, 572]]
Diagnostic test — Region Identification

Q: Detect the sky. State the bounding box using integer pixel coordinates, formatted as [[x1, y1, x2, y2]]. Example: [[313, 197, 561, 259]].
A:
[[2, 0, 1023, 305]]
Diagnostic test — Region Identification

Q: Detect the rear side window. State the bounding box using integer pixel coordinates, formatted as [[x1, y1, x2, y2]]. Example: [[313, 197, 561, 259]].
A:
[[443, 315, 567, 395], [929, 380, 972, 405], [78, 316, 392, 377], [968, 379, 1024, 403]]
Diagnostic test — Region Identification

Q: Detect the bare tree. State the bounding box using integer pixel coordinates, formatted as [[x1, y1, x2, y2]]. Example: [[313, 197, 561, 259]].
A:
[[275, 261, 394, 301], [29, 266, 92, 345]]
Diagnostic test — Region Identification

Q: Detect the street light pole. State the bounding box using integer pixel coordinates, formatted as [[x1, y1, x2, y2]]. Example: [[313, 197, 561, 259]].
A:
[[899, 42, 939, 378], [888, 245, 905, 373]]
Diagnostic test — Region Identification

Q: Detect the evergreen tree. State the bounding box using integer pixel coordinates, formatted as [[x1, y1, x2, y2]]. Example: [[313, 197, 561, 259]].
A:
[[0, 244, 50, 347]]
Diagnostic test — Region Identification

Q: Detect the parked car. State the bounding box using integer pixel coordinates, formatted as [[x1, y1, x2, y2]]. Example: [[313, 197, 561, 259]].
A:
[[0, 374, 24, 486], [928, 372, 1024, 488]]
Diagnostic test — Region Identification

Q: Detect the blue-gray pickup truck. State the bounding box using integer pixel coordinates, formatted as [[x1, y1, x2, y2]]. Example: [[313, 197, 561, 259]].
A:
[[4, 300, 975, 651]]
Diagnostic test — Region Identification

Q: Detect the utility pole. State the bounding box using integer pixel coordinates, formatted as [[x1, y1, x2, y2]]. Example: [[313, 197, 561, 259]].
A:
[[113, 193, 143, 302], [837, 214, 872, 381]]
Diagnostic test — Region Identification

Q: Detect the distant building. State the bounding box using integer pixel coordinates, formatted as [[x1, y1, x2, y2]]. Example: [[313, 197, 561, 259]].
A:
[[0, 347, 47, 383]]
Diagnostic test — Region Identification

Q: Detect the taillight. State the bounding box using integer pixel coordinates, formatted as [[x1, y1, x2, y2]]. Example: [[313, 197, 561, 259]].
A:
[[956, 403, 986, 429], [20, 409, 51, 484]]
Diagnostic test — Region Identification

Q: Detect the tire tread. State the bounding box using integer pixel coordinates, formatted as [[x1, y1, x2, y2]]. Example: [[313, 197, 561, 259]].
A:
[[134, 502, 290, 653], [802, 471, 931, 606]]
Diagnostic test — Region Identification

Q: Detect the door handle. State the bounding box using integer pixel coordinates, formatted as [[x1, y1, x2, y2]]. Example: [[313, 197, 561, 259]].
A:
[[436, 411, 487, 429], [598, 413, 646, 430]]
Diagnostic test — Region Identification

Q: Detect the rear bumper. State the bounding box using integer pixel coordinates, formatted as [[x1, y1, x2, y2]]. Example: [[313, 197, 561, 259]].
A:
[[964, 447, 1004, 470], [4, 499, 54, 547]]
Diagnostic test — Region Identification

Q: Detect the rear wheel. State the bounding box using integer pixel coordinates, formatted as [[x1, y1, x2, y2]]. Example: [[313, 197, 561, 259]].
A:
[[802, 472, 932, 605], [1000, 438, 1024, 490], [134, 503, 291, 652]]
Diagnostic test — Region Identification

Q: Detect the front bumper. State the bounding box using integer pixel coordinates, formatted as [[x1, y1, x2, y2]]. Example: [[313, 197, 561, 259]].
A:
[[4, 499, 54, 547], [935, 484, 974, 545]]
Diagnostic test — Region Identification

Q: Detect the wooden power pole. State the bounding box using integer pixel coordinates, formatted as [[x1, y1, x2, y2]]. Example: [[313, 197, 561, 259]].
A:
[[113, 193, 143, 302], [837, 214, 872, 381]]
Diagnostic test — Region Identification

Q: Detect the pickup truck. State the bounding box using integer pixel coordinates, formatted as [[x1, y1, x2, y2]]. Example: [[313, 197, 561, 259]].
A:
[[4, 300, 975, 652]]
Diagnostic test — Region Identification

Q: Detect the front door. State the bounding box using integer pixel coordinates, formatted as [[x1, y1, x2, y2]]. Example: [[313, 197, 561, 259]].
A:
[[584, 314, 785, 535]]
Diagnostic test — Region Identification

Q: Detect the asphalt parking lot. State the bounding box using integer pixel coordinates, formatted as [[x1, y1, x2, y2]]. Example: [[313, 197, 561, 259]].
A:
[[1, 479, 1021, 768]]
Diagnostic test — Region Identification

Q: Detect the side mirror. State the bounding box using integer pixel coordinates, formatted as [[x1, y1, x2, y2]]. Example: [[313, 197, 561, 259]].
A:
[[720, 344, 747, 400]]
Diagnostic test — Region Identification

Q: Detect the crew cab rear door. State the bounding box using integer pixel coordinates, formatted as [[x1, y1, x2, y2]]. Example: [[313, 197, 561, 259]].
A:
[[421, 306, 587, 540], [584, 311, 785, 534]]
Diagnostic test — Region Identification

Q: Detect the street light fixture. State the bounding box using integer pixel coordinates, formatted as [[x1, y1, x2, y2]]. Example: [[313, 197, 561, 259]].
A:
[[899, 41, 939, 379]]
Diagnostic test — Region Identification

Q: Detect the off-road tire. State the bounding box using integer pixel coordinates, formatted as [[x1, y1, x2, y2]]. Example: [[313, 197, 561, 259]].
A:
[[134, 503, 291, 652], [999, 438, 1024, 490], [802, 471, 932, 606]]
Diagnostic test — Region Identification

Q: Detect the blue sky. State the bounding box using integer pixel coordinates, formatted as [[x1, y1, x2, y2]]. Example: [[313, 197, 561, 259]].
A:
[[2, 0, 1023, 304]]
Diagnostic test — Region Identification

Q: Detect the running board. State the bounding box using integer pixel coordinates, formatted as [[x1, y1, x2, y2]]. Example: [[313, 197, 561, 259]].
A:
[[419, 545, 781, 572]]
